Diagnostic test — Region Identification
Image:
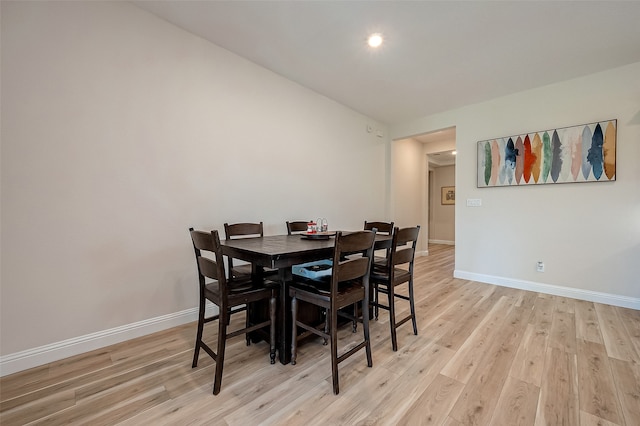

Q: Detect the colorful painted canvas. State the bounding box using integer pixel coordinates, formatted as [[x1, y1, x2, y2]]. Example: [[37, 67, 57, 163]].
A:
[[477, 119, 616, 187]]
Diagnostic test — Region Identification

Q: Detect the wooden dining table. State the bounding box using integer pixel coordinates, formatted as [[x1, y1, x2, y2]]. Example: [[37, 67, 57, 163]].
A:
[[220, 232, 391, 364]]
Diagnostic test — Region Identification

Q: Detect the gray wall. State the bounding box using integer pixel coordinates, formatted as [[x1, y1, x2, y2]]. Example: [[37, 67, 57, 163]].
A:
[[1, 1, 387, 369]]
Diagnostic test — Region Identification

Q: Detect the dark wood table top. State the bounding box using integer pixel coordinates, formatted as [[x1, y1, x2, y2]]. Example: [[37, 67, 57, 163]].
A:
[[220, 233, 391, 270]]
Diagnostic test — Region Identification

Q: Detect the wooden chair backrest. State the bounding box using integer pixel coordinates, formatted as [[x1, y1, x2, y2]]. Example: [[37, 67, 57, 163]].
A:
[[286, 221, 309, 235], [330, 230, 376, 297], [189, 228, 228, 295], [389, 226, 421, 268], [224, 222, 264, 239], [364, 221, 395, 235]]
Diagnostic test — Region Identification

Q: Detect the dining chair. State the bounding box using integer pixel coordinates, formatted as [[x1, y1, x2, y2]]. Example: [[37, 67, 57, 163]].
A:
[[189, 228, 276, 395], [289, 230, 376, 395], [224, 222, 276, 280], [286, 220, 309, 235], [364, 220, 395, 267], [370, 226, 420, 351]]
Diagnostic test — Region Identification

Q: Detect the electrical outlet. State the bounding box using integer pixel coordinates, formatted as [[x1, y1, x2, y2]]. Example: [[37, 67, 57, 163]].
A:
[[536, 261, 545, 272]]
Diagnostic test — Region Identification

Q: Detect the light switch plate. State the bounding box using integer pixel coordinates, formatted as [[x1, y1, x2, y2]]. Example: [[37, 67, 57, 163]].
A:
[[466, 198, 482, 207]]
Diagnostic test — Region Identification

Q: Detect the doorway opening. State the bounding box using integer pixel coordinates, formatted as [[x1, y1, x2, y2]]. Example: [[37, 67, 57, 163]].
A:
[[415, 128, 456, 249], [391, 126, 456, 255]]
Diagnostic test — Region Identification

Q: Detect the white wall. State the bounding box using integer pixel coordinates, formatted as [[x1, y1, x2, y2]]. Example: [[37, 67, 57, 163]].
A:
[[0, 1, 388, 370], [391, 62, 640, 308], [390, 138, 426, 251]]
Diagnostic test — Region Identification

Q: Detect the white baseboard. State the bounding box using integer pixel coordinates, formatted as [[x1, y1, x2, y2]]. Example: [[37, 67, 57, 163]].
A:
[[454, 270, 640, 310], [428, 239, 454, 245], [0, 304, 218, 377]]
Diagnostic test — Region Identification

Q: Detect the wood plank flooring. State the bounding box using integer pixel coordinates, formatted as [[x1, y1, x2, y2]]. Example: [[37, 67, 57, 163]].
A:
[[1, 244, 638, 425]]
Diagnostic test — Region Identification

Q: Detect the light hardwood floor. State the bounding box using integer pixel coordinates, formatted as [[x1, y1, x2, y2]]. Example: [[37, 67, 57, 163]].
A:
[[1, 244, 639, 425]]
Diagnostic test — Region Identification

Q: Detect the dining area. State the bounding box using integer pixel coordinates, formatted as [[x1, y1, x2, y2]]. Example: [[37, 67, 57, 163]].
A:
[[188, 220, 421, 395], [4, 2, 640, 424]]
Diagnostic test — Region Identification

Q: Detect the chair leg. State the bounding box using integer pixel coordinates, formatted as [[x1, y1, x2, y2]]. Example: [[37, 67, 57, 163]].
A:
[[329, 308, 340, 395], [212, 316, 227, 395], [352, 303, 358, 333], [269, 293, 277, 364], [388, 284, 398, 352], [373, 283, 379, 320], [323, 309, 329, 345], [245, 303, 251, 346], [291, 295, 298, 365], [408, 278, 418, 336], [192, 296, 205, 368], [363, 294, 373, 368]]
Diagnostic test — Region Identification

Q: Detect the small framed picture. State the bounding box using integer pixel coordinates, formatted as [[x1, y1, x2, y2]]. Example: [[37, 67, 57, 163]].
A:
[[441, 186, 455, 205]]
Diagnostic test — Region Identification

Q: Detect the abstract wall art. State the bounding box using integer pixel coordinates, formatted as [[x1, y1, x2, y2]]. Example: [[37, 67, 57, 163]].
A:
[[477, 119, 616, 187]]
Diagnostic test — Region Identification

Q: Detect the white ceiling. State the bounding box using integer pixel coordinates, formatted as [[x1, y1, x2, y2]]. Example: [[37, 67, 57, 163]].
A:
[[428, 150, 456, 168], [133, 1, 640, 126], [415, 126, 457, 167]]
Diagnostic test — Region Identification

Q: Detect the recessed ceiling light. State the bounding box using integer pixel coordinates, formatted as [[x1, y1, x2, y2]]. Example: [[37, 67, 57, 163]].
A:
[[368, 33, 383, 48]]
